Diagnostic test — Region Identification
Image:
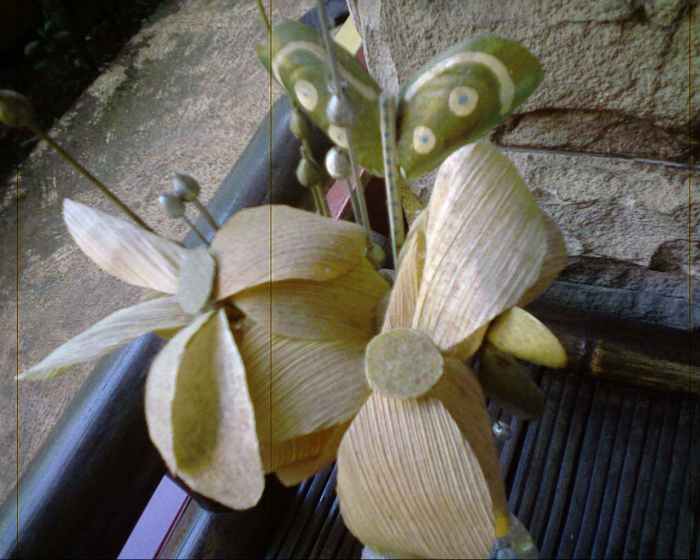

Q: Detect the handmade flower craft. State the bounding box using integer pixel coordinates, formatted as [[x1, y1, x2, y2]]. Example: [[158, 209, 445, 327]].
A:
[[9, 5, 573, 554], [334, 141, 568, 559], [19, 200, 390, 510]]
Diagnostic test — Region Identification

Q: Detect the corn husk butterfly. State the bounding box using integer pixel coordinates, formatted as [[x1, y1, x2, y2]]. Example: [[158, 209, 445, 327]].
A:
[[256, 19, 543, 182]]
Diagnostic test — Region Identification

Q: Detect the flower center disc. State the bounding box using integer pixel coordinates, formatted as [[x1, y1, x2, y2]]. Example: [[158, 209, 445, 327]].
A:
[[365, 328, 444, 400]]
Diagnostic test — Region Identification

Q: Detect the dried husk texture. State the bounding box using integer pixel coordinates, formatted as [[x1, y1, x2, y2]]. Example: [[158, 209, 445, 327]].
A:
[[232, 258, 389, 341], [260, 430, 325, 473], [518, 213, 568, 307], [337, 392, 495, 558], [276, 422, 350, 486], [487, 307, 567, 368], [145, 310, 264, 510], [64, 199, 186, 293], [19, 296, 191, 380], [429, 359, 508, 517], [211, 205, 367, 300], [446, 324, 488, 361], [413, 143, 547, 352], [236, 321, 369, 442], [177, 247, 216, 314], [382, 217, 426, 331]]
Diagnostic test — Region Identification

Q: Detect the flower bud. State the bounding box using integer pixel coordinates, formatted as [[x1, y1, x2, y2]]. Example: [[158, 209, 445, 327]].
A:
[[296, 157, 322, 188], [325, 147, 351, 179], [172, 173, 201, 201]]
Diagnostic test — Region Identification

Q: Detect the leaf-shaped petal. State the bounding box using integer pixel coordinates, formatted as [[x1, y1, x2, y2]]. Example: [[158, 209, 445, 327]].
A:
[[64, 199, 186, 293], [19, 296, 191, 381], [518, 213, 567, 307], [177, 247, 216, 314], [211, 205, 367, 300], [413, 143, 547, 351], [337, 393, 495, 559], [487, 307, 567, 368], [232, 258, 389, 341], [447, 324, 488, 361], [429, 359, 509, 521], [382, 215, 427, 331], [145, 310, 264, 510], [260, 430, 325, 473], [236, 321, 369, 442], [276, 422, 350, 487]]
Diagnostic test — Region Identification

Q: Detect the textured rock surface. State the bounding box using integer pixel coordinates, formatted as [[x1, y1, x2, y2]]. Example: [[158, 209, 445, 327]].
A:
[[351, 0, 698, 274], [350, 0, 698, 161], [504, 149, 693, 268], [0, 0, 313, 504]]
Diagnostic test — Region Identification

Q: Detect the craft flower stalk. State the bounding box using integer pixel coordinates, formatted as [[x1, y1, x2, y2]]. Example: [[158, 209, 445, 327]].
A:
[[19, 201, 389, 509]]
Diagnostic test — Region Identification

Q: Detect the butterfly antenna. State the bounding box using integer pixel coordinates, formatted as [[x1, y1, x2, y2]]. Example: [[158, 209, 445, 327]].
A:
[[255, 0, 271, 35]]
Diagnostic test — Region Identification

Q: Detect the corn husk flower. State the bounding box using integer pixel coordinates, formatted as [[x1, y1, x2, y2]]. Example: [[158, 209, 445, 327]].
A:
[[20, 200, 389, 510], [336, 142, 568, 559]]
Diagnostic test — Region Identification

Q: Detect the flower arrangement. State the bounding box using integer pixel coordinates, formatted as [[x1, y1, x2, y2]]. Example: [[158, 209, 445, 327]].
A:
[[4, 3, 573, 558]]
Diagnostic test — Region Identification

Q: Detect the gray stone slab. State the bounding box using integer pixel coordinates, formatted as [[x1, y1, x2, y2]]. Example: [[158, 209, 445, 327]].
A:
[[505, 149, 696, 270]]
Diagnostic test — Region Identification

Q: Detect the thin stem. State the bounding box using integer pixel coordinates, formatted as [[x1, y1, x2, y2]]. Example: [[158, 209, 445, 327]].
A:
[[312, 183, 330, 217], [255, 0, 272, 34], [379, 93, 405, 266], [35, 129, 153, 232], [316, 0, 342, 94], [309, 183, 322, 215], [316, 0, 371, 245], [192, 198, 219, 232], [346, 147, 371, 242], [183, 216, 208, 245]]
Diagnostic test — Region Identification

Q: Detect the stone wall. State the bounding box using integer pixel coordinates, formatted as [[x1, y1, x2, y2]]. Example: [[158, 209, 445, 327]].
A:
[[349, 0, 698, 274]]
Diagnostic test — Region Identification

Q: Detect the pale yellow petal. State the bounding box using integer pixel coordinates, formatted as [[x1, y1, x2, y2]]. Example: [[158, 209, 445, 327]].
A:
[[19, 296, 191, 381], [211, 205, 367, 300], [382, 216, 426, 331], [177, 247, 216, 314], [487, 307, 567, 368], [337, 393, 495, 559], [519, 213, 568, 306], [276, 422, 350, 487], [232, 258, 389, 341], [447, 324, 488, 361], [413, 143, 547, 351], [260, 430, 325, 473], [236, 321, 369, 442], [478, 343, 545, 419], [63, 199, 185, 293], [429, 359, 508, 518], [145, 310, 264, 510]]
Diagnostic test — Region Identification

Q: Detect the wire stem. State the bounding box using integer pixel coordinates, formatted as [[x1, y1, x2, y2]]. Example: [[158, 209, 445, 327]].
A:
[[36, 129, 153, 232], [192, 198, 219, 232], [316, 1, 342, 94], [255, 0, 272, 34], [379, 93, 405, 266]]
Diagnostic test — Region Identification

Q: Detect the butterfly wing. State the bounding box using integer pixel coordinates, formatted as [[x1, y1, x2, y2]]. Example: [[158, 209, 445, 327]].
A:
[[397, 35, 543, 180], [257, 20, 384, 175]]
